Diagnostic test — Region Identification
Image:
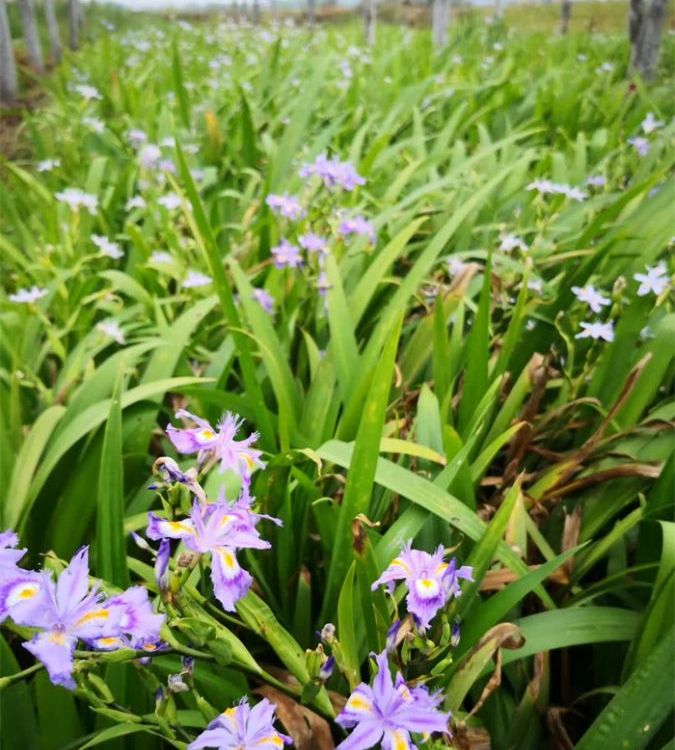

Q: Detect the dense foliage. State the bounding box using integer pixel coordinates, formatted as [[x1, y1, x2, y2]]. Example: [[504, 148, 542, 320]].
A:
[[1, 12, 673, 750]]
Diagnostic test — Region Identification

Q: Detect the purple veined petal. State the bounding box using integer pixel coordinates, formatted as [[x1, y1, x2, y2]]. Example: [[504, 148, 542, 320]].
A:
[[188, 727, 234, 750], [335, 719, 384, 750], [393, 702, 452, 736], [55, 546, 91, 617], [104, 587, 164, 644], [210, 547, 253, 612], [456, 565, 474, 581], [371, 650, 398, 705], [146, 513, 196, 542], [24, 631, 78, 689], [381, 728, 415, 750], [0, 571, 51, 626], [406, 586, 446, 630], [371, 558, 410, 592], [336, 683, 377, 728]]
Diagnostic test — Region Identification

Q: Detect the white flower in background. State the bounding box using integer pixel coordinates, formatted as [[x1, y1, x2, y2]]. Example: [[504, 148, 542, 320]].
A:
[[448, 257, 467, 277], [572, 284, 610, 313], [74, 84, 102, 100], [92, 235, 124, 260], [576, 321, 614, 342], [577, 53, 588, 62], [55, 188, 99, 214], [641, 112, 663, 134], [97, 319, 126, 344], [527, 278, 543, 293], [563, 186, 588, 201], [127, 129, 148, 148], [596, 62, 614, 74], [499, 233, 528, 253], [587, 175, 606, 188], [139, 144, 162, 169], [628, 137, 649, 157], [83, 117, 105, 133], [158, 193, 182, 211], [150, 251, 174, 265], [126, 195, 146, 211], [634, 263, 669, 297], [160, 137, 176, 148], [37, 158, 61, 172], [9, 286, 48, 304], [527, 179, 587, 201], [183, 270, 212, 289]]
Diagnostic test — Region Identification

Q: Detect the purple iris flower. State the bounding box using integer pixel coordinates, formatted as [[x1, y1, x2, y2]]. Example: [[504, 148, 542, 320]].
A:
[[89, 586, 164, 652], [299, 154, 365, 191], [628, 137, 649, 157], [166, 410, 265, 479], [298, 232, 328, 255], [0, 531, 44, 625], [5, 548, 158, 688], [336, 650, 450, 750], [271, 239, 303, 270], [265, 193, 305, 220], [339, 216, 376, 244], [147, 495, 279, 612], [372, 543, 473, 629], [252, 288, 275, 315], [188, 697, 291, 749]]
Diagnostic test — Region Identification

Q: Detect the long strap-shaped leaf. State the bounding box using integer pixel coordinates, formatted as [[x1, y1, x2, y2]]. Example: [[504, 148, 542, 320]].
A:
[[575, 625, 675, 750], [174, 140, 275, 450], [320, 315, 403, 622]]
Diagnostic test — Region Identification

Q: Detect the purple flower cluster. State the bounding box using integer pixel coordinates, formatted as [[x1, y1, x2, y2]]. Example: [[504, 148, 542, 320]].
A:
[[150, 411, 278, 613], [0, 537, 163, 689], [148, 489, 280, 612], [336, 651, 450, 750], [266, 193, 305, 220], [372, 542, 473, 629], [299, 154, 365, 192], [166, 410, 265, 479]]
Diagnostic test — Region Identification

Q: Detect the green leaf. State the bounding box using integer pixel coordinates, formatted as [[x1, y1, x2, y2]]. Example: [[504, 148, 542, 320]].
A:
[[96, 370, 129, 587], [321, 315, 402, 621], [575, 626, 675, 750]]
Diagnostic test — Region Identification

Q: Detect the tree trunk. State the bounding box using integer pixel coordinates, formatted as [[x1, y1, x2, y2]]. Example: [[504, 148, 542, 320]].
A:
[[631, 0, 668, 79], [432, 0, 446, 47], [252, 0, 260, 25], [307, 0, 316, 29], [44, 0, 62, 63], [364, 0, 376, 46], [560, 0, 572, 33], [628, 0, 644, 43], [69, 0, 80, 50], [494, 0, 503, 19], [0, 0, 18, 101], [18, 0, 45, 72]]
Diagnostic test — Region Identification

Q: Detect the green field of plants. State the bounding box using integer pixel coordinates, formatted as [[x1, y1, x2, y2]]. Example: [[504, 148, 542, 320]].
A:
[[0, 6, 674, 750]]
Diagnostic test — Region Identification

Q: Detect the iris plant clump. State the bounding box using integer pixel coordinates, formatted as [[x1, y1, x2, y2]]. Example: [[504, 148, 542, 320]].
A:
[[1, 409, 473, 748]]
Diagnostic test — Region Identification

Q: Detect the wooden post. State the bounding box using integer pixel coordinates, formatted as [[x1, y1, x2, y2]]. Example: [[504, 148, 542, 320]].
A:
[[307, 0, 316, 29], [0, 0, 18, 101], [19, 0, 45, 72], [44, 0, 62, 63]]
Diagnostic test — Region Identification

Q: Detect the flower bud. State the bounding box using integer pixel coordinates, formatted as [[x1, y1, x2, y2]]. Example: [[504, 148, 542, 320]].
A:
[[319, 655, 335, 682]]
